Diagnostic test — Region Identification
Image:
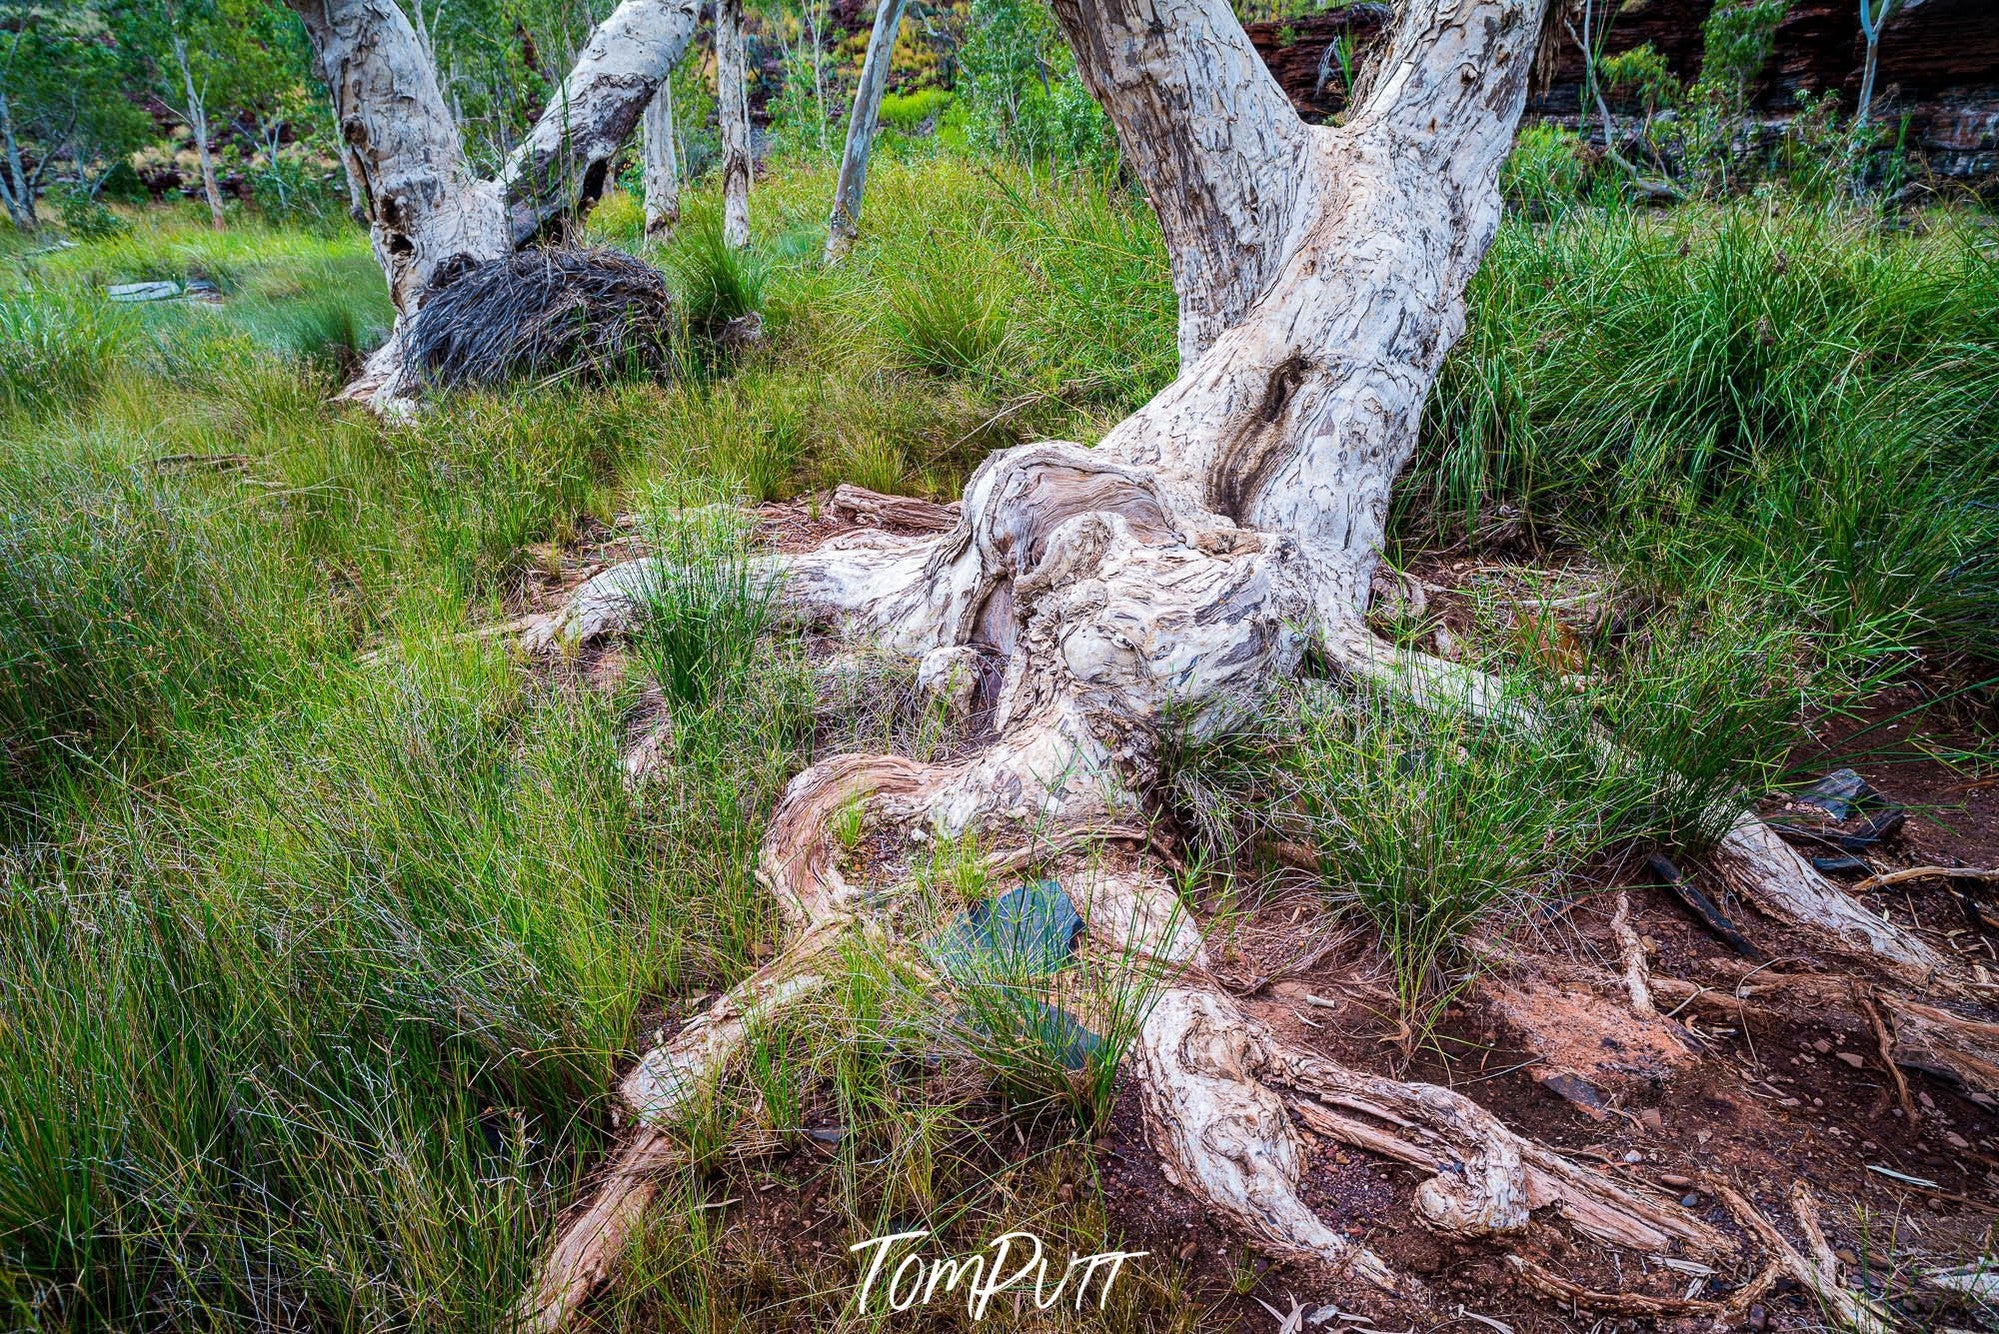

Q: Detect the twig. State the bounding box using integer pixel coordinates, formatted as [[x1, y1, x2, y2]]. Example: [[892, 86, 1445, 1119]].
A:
[[1851, 865, 1999, 894], [1860, 989, 1919, 1124], [1608, 891, 1658, 1019]]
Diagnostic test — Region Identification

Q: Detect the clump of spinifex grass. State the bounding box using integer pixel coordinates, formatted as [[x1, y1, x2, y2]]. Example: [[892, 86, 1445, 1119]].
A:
[[1411, 200, 1999, 663], [1178, 678, 1641, 1035]]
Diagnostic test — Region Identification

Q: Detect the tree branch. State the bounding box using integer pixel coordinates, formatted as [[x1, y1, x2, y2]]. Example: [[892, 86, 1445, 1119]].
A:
[[500, 0, 704, 245]]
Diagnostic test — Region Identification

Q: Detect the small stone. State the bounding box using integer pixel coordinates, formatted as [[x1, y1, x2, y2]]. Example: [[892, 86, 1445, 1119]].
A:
[[1623, 1150, 1643, 1163], [1836, 1051, 1865, 1068], [1747, 1302, 1768, 1331], [1681, 1193, 1700, 1208], [1660, 1173, 1693, 1188], [1836, 1248, 1858, 1267], [1639, 1108, 1664, 1133], [1813, 1039, 1833, 1054], [1919, 1091, 1937, 1111], [1946, 1132, 1971, 1150]]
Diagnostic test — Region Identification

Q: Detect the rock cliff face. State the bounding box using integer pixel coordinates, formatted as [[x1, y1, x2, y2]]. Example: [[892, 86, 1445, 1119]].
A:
[[1244, 0, 1999, 180]]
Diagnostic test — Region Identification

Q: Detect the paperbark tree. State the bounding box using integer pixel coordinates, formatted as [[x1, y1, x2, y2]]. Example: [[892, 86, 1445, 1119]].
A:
[[641, 76, 680, 237], [285, 0, 1986, 1315], [281, 0, 703, 399], [512, 0, 1998, 1323], [1854, 0, 1903, 129], [715, 0, 752, 247], [168, 31, 227, 230], [823, 0, 906, 261]]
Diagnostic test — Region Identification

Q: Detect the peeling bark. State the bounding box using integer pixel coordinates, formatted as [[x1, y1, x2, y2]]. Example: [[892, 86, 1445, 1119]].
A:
[[716, 0, 752, 248], [824, 0, 908, 261], [286, 0, 508, 315], [520, 0, 1992, 1321], [501, 0, 705, 244], [642, 77, 680, 237]]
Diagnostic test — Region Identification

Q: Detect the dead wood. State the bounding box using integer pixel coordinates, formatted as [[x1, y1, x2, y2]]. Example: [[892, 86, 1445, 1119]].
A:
[[399, 247, 675, 392]]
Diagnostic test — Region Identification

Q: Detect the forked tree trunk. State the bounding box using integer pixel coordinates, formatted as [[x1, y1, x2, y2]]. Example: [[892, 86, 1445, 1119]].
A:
[[284, 0, 703, 399], [823, 0, 907, 262], [171, 35, 228, 232], [642, 78, 680, 237], [715, 0, 753, 247], [497, 0, 1992, 1319]]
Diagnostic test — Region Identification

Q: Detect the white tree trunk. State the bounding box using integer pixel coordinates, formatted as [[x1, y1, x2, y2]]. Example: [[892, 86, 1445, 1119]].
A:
[[716, 0, 752, 248], [172, 34, 228, 232], [642, 77, 680, 237], [285, 0, 707, 401], [499, 0, 704, 243], [823, 0, 906, 262], [286, 0, 507, 316]]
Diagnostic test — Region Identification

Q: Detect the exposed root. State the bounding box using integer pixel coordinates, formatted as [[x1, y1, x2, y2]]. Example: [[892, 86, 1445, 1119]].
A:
[[1088, 872, 1721, 1298], [1504, 1253, 1779, 1318], [519, 1129, 679, 1333], [1851, 865, 1999, 893], [1609, 890, 1658, 1019], [520, 438, 1987, 1332], [1875, 991, 1999, 1100], [1706, 1180, 1896, 1334], [1709, 813, 1951, 988]]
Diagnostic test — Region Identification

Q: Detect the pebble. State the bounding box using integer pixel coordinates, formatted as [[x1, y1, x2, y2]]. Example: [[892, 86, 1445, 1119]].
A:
[[1747, 1302, 1768, 1331], [1836, 1051, 1865, 1068], [1623, 1150, 1643, 1163], [1681, 1193, 1700, 1208]]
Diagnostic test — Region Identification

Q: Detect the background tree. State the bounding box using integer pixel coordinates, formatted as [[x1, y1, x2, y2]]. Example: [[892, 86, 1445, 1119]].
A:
[[823, 0, 907, 260], [716, 0, 752, 246], [1854, 0, 1902, 128], [0, 3, 148, 230]]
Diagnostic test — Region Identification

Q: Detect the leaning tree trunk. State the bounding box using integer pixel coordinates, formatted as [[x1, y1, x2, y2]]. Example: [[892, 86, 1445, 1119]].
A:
[[823, 0, 907, 262], [716, 0, 752, 248], [521, 0, 1726, 1321], [284, 0, 704, 400], [172, 35, 228, 232], [642, 78, 680, 237]]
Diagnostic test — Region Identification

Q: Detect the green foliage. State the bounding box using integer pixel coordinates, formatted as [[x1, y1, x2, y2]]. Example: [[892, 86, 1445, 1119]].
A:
[[1600, 43, 1681, 115], [1691, 0, 1788, 109], [1500, 124, 1590, 221], [885, 252, 1011, 376], [1181, 680, 1637, 1032], [664, 206, 769, 334], [878, 86, 954, 132], [1414, 203, 1999, 663], [958, 0, 1117, 173], [51, 187, 128, 241], [628, 501, 785, 709], [0, 4, 153, 216]]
